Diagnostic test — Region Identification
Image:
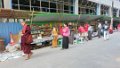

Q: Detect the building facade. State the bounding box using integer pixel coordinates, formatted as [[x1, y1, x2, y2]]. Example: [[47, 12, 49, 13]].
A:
[[1, 0, 120, 17]]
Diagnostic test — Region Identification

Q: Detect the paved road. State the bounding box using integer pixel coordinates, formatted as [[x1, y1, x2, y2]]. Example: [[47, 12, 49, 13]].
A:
[[0, 32, 120, 68]]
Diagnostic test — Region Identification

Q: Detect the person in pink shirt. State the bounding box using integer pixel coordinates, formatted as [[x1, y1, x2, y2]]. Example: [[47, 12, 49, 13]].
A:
[[78, 24, 86, 35], [84, 23, 89, 32], [78, 24, 88, 42], [84, 23, 89, 41], [117, 23, 120, 31], [62, 23, 70, 49]]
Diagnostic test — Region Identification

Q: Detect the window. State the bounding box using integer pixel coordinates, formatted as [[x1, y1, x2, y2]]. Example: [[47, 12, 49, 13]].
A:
[[50, 2, 57, 12], [12, 0, 19, 9], [79, 0, 96, 15], [101, 5, 109, 16], [19, 0, 30, 10], [50, 2, 56, 8], [41, 1, 49, 12], [11, 0, 73, 13], [113, 8, 117, 17], [31, 0, 40, 11]]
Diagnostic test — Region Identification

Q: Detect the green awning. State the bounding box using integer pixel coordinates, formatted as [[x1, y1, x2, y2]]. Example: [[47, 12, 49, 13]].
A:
[[32, 13, 78, 22], [113, 17, 120, 22], [98, 15, 120, 22], [32, 12, 120, 22], [98, 15, 111, 21], [78, 14, 101, 22]]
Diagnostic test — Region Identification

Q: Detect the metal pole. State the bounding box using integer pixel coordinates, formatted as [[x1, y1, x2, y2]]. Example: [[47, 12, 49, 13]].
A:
[[29, 0, 31, 11], [30, 8, 34, 26], [40, 0, 41, 12], [49, 0, 50, 12]]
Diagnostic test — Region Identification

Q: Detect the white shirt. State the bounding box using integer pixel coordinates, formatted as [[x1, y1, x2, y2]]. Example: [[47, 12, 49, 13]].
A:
[[98, 23, 102, 29]]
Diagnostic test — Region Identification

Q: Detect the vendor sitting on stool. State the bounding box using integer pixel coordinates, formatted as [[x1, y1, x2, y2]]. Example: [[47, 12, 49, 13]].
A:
[[5, 32, 21, 52]]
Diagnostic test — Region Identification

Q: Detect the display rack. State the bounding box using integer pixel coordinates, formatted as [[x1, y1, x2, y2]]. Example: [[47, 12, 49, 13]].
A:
[[31, 24, 52, 39]]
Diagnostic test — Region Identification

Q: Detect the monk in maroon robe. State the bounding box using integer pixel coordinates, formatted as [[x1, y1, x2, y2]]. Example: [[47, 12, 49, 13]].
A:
[[21, 21, 33, 60]]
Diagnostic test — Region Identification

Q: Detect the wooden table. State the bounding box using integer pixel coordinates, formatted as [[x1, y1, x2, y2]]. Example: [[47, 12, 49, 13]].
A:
[[0, 38, 5, 52]]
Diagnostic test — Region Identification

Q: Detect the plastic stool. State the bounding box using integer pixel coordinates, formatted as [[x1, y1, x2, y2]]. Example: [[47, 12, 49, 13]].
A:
[[58, 38, 62, 47]]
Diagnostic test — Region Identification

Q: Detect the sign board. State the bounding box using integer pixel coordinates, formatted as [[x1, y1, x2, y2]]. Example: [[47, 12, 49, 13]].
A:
[[0, 9, 31, 19]]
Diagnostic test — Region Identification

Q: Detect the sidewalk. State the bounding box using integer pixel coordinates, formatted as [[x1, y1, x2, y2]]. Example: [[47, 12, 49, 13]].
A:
[[0, 32, 120, 68]]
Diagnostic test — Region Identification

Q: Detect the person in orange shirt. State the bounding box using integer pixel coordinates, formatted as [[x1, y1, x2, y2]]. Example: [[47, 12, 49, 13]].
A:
[[52, 26, 58, 48]]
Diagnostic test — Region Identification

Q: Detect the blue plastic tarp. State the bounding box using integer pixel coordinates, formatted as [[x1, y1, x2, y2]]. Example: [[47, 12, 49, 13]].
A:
[[0, 23, 22, 45]]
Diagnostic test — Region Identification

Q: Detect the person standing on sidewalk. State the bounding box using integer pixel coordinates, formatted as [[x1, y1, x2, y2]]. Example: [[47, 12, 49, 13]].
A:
[[68, 22, 74, 44], [21, 21, 33, 60], [62, 23, 70, 49], [98, 22, 102, 38], [117, 23, 120, 31], [88, 25, 93, 40], [103, 21, 109, 40], [51, 26, 58, 48], [78, 24, 86, 43], [84, 23, 89, 41]]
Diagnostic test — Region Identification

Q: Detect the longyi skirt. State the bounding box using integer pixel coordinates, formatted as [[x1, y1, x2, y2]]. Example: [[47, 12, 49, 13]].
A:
[[62, 36, 69, 49]]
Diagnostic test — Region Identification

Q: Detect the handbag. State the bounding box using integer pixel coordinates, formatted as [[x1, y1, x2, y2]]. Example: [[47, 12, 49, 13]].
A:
[[25, 35, 33, 44]]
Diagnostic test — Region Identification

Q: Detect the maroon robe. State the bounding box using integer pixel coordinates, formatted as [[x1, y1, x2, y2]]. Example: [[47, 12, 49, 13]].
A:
[[21, 25, 32, 54]]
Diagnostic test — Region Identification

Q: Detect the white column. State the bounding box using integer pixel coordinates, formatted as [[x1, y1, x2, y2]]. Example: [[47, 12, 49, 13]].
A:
[[3, 0, 12, 9], [0, 0, 2, 8], [117, 9, 119, 17], [74, 0, 79, 15], [18, 0, 20, 10], [109, 7, 113, 30], [96, 4, 101, 15], [109, 7, 112, 17]]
